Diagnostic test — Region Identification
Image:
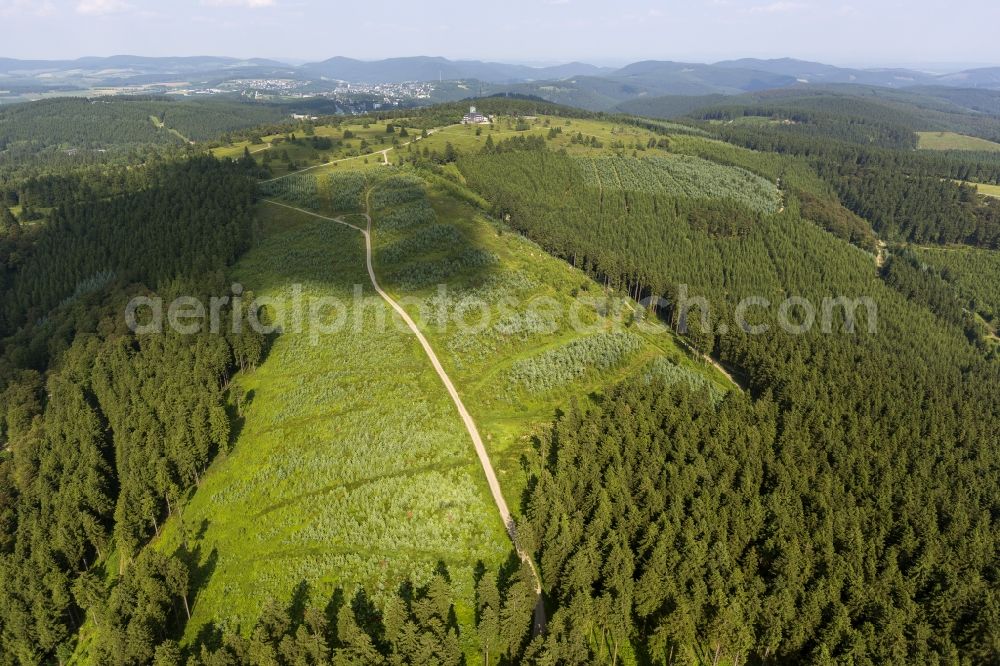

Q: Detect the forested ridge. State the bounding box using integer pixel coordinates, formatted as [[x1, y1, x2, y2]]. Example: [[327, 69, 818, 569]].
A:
[[0, 92, 997, 665], [521, 377, 999, 664], [0, 157, 267, 663], [0, 157, 257, 337], [456, 132, 1000, 662], [698, 115, 1000, 247], [0, 97, 288, 152]]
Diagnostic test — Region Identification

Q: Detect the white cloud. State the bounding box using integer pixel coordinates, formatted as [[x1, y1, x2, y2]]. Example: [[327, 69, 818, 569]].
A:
[[76, 0, 130, 15], [0, 0, 57, 17], [201, 0, 276, 7], [748, 1, 806, 13]]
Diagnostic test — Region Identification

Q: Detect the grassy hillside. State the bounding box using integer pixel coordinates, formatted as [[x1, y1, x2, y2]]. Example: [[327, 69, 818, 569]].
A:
[[113, 156, 730, 659], [213, 120, 410, 175], [149, 201, 511, 652], [367, 171, 730, 506], [918, 131, 1000, 151], [238, 112, 707, 181]]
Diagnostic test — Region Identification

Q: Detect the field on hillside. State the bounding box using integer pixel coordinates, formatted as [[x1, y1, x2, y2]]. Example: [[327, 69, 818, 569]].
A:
[[260, 164, 732, 517], [215, 114, 704, 180], [213, 120, 426, 175], [413, 115, 675, 157], [366, 171, 730, 507], [950, 179, 1000, 199], [917, 131, 1000, 152], [128, 161, 733, 660], [972, 181, 1000, 198], [578, 154, 781, 213], [151, 202, 511, 652]]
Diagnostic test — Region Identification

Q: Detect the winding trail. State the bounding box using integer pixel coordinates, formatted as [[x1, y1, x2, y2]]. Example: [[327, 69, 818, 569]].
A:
[[875, 239, 888, 269], [261, 125, 457, 184], [264, 197, 547, 634], [150, 115, 196, 145]]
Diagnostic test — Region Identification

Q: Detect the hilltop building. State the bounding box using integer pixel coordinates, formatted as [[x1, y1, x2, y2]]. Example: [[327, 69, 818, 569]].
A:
[[462, 106, 491, 124]]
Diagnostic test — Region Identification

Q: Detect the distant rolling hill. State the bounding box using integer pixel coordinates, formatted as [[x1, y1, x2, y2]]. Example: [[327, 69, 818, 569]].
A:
[[610, 60, 798, 94], [0, 55, 294, 79], [0, 55, 300, 92], [484, 62, 803, 112], [936, 67, 1000, 89], [713, 57, 937, 87], [615, 84, 1000, 145], [615, 94, 731, 118], [5, 55, 1000, 115], [298, 56, 613, 83], [486, 59, 995, 112]]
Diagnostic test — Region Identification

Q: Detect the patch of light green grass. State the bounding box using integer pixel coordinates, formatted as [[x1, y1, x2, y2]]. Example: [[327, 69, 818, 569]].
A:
[[917, 131, 1000, 152], [364, 167, 733, 518], [155, 203, 509, 655]]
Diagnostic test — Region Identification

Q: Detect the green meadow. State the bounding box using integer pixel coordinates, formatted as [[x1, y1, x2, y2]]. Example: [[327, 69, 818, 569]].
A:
[[409, 114, 675, 158], [971, 181, 1000, 198], [212, 120, 426, 175], [152, 202, 510, 653], [141, 123, 734, 656], [220, 113, 696, 181], [365, 169, 732, 513], [917, 130, 1000, 152], [259, 162, 733, 516]]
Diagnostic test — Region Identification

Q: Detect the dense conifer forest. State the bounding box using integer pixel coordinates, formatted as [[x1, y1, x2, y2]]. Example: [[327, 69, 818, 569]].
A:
[[0, 98, 289, 153], [453, 108, 1000, 662], [0, 156, 266, 663]]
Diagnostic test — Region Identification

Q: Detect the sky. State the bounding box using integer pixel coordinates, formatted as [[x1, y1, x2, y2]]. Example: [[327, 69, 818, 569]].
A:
[[0, 0, 997, 69]]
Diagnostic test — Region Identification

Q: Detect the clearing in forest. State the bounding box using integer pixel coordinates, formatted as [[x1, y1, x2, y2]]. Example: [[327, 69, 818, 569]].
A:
[[155, 201, 510, 651], [148, 161, 731, 658], [917, 131, 1000, 152]]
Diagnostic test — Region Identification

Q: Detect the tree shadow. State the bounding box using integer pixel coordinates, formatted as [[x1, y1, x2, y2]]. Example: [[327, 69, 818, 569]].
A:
[[174, 538, 218, 615], [191, 619, 225, 655], [170, 517, 220, 649], [225, 388, 254, 450], [497, 549, 525, 591], [352, 587, 387, 651], [434, 559, 452, 583], [323, 587, 346, 649], [287, 579, 311, 628]]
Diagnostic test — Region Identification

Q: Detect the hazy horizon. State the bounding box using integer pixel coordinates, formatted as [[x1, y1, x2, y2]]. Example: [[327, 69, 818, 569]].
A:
[[2, 53, 999, 74], [0, 0, 997, 68]]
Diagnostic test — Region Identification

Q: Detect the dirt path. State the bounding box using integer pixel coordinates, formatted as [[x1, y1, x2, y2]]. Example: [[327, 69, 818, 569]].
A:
[[261, 125, 456, 184], [150, 115, 195, 145], [673, 333, 742, 390], [875, 239, 888, 269], [264, 198, 547, 632], [620, 301, 742, 391]]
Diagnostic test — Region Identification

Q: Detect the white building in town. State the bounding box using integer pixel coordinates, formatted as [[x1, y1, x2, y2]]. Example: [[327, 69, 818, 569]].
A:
[[461, 106, 491, 124]]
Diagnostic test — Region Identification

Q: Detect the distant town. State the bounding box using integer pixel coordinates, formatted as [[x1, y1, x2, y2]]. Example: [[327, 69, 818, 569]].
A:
[[0, 77, 441, 113]]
